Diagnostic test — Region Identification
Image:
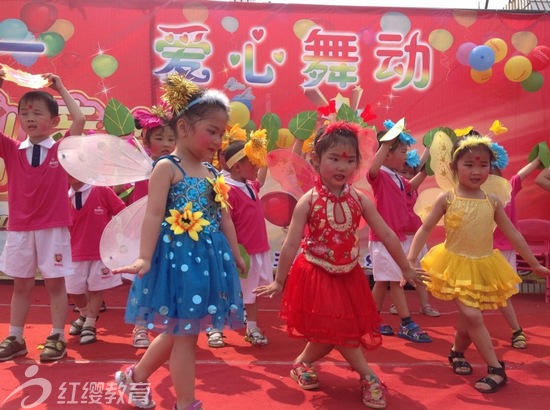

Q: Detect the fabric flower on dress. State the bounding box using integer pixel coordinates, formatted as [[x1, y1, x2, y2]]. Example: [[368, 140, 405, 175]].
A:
[[445, 210, 463, 230], [207, 174, 231, 211], [165, 202, 210, 241]]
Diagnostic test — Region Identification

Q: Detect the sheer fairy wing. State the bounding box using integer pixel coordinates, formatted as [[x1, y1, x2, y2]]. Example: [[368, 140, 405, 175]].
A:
[[429, 129, 455, 191], [482, 175, 512, 207], [415, 187, 445, 226], [100, 196, 147, 269], [59, 134, 153, 186], [266, 149, 316, 198]]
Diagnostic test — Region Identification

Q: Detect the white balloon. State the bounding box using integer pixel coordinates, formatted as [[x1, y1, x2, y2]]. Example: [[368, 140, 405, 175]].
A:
[[380, 12, 411, 37], [222, 16, 239, 34]]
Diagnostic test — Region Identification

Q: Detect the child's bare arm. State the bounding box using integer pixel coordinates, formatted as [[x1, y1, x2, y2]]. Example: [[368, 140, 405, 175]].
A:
[[516, 157, 541, 180], [535, 167, 550, 192], [43, 73, 85, 136]]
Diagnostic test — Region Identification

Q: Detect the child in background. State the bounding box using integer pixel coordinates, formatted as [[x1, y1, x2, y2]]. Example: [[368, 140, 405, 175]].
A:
[[489, 139, 542, 349], [367, 123, 432, 342], [408, 135, 550, 393], [223, 138, 270, 347], [389, 149, 440, 317], [118, 104, 177, 349], [255, 122, 424, 409], [0, 71, 85, 362], [113, 75, 245, 410], [67, 176, 125, 344]]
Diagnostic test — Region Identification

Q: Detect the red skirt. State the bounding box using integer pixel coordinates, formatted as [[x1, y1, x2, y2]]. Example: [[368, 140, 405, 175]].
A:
[[280, 254, 382, 350]]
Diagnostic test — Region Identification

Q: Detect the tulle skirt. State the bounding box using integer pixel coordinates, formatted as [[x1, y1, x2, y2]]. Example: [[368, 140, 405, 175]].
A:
[[124, 229, 244, 335], [281, 254, 382, 350], [421, 244, 521, 310]]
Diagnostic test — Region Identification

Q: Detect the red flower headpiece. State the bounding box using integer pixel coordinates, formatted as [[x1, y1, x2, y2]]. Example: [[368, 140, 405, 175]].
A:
[[134, 101, 173, 130]]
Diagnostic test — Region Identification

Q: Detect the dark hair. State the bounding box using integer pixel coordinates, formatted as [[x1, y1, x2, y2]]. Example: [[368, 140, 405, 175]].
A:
[[224, 140, 246, 163], [376, 129, 404, 151], [18, 91, 58, 117], [170, 89, 230, 133], [313, 121, 361, 165], [450, 136, 495, 173]]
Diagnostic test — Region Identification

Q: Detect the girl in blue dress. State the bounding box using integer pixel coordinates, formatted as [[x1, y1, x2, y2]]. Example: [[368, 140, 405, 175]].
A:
[[113, 74, 245, 410]]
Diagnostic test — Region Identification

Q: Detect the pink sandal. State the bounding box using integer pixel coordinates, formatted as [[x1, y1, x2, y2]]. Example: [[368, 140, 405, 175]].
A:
[[361, 375, 387, 409], [173, 400, 202, 410], [290, 362, 319, 390]]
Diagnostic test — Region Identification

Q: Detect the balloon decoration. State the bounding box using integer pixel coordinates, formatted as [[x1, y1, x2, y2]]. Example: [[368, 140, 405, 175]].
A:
[[453, 10, 477, 28], [293, 19, 316, 40], [380, 12, 411, 36], [182, 2, 209, 23], [484, 38, 508, 63], [468, 45, 495, 71], [0, 18, 29, 40], [47, 19, 74, 41], [228, 101, 251, 127], [527, 45, 550, 71], [521, 71, 544, 92], [276, 128, 295, 149], [61, 52, 80, 69], [260, 192, 297, 228], [471, 68, 492, 84], [20, 1, 58, 33], [429, 29, 453, 53], [504, 56, 532, 82], [38, 31, 65, 57], [511, 31, 537, 55], [456, 42, 476, 66], [91, 54, 118, 78], [221, 16, 239, 34]]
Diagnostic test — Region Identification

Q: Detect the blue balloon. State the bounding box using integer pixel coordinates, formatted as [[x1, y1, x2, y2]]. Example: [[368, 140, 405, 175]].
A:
[[468, 45, 495, 71], [13, 53, 38, 67], [0, 19, 29, 40]]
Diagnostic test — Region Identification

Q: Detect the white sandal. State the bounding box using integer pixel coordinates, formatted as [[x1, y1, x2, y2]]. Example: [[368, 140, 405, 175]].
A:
[[206, 331, 226, 348], [132, 328, 150, 348], [245, 327, 269, 346]]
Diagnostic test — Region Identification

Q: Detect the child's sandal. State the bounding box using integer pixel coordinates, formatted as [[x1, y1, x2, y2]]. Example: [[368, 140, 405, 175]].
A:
[[474, 361, 507, 393], [206, 331, 226, 348], [448, 348, 473, 375], [290, 362, 319, 390], [511, 328, 527, 349], [360, 375, 387, 409]]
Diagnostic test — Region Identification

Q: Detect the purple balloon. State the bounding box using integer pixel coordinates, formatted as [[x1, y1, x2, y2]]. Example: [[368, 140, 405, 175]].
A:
[[456, 42, 476, 66], [469, 45, 495, 71]]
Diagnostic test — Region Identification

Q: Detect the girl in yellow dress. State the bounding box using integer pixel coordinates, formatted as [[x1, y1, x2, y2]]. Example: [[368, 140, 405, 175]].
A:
[[408, 135, 550, 393]]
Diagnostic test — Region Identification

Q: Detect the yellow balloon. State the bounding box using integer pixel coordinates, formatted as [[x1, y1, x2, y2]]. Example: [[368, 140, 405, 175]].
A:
[[511, 31, 538, 55], [228, 101, 250, 127], [484, 38, 508, 63], [471, 68, 492, 84], [182, 2, 209, 23], [276, 128, 295, 149], [504, 56, 532, 82], [429, 29, 453, 52], [47, 19, 74, 41], [293, 19, 316, 40]]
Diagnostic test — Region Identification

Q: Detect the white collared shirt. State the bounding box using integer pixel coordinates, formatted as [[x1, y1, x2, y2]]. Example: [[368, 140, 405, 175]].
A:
[[19, 137, 56, 166]]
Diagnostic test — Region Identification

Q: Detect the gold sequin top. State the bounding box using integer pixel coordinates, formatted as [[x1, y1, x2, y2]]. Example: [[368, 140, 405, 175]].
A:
[[444, 191, 496, 259]]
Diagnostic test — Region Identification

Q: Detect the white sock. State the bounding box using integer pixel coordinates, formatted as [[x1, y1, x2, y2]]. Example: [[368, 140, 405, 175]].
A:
[[9, 326, 24, 343], [247, 321, 257, 333], [51, 328, 66, 342], [84, 317, 97, 328]]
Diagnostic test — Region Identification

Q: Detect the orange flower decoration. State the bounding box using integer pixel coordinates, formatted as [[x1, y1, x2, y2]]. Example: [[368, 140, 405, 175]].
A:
[[208, 174, 231, 210], [165, 202, 210, 241]]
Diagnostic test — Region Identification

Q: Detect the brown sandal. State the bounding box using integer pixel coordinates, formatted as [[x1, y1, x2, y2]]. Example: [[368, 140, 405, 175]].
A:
[[448, 348, 473, 375], [474, 361, 507, 393]]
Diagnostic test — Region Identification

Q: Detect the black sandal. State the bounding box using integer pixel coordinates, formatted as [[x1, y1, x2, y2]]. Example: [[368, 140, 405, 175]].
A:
[[475, 361, 507, 393], [448, 349, 473, 375]]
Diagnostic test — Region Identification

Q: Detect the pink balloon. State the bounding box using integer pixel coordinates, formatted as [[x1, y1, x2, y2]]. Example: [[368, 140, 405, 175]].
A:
[[528, 45, 550, 71], [456, 42, 476, 66]]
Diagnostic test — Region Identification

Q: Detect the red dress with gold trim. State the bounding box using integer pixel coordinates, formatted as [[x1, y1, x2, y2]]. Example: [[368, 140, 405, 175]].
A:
[[280, 177, 382, 350]]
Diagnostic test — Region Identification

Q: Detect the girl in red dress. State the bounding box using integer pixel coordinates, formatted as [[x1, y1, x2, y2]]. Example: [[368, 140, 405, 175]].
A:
[[255, 121, 424, 409]]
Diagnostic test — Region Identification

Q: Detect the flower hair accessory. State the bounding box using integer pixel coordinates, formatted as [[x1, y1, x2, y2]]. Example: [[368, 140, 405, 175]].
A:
[[315, 121, 362, 147], [490, 142, 509, 170], [161, 74, 202, 114], [222, 124, 247, 152], [406, 149, 421, 168], [226, 129, 268, 169], [383, 119, 416, 146], [134, 101, 173, 130]]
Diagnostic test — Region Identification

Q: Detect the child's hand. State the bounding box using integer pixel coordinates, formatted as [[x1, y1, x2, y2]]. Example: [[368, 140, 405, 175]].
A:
[[533, 264, 550, 277], [254, 282, 283, 298], [401, 266, 429, 288], [42, 73, 62, 91], [112, 258, 151, 278], [234, 255, 246, 275]]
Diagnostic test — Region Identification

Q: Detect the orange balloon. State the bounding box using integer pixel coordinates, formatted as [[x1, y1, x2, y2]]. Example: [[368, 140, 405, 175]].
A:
[[471, 68, 493, 84]]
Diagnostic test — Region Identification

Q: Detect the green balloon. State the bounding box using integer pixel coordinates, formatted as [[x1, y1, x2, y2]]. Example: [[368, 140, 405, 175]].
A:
[[521, 71, 544, 92], [38, 32, 65, 57], [91, 54, 118, 78]]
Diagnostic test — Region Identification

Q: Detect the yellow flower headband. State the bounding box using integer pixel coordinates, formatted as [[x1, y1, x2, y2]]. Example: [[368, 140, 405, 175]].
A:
[[226, 129, 268, 169], [452, 135, 493, 159], [161, 74, 202, 115], [222, 124, 247, 152]]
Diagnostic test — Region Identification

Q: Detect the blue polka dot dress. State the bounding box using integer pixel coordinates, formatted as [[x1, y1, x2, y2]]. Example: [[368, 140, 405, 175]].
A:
[[124, 156, 244, 335]]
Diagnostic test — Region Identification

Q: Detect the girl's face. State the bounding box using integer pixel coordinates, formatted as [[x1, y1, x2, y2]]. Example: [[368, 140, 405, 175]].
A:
[[179, 109, 228, 162], [19, 99, 58, 140], [455, 148, 491, 191], [385, 142, 408, 171], [144, 126, 176, 160], [314, 143, 358, 194]]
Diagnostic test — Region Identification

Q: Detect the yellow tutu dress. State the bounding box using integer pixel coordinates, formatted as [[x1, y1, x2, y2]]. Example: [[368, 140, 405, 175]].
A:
[[421, 191, 521, 310]]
